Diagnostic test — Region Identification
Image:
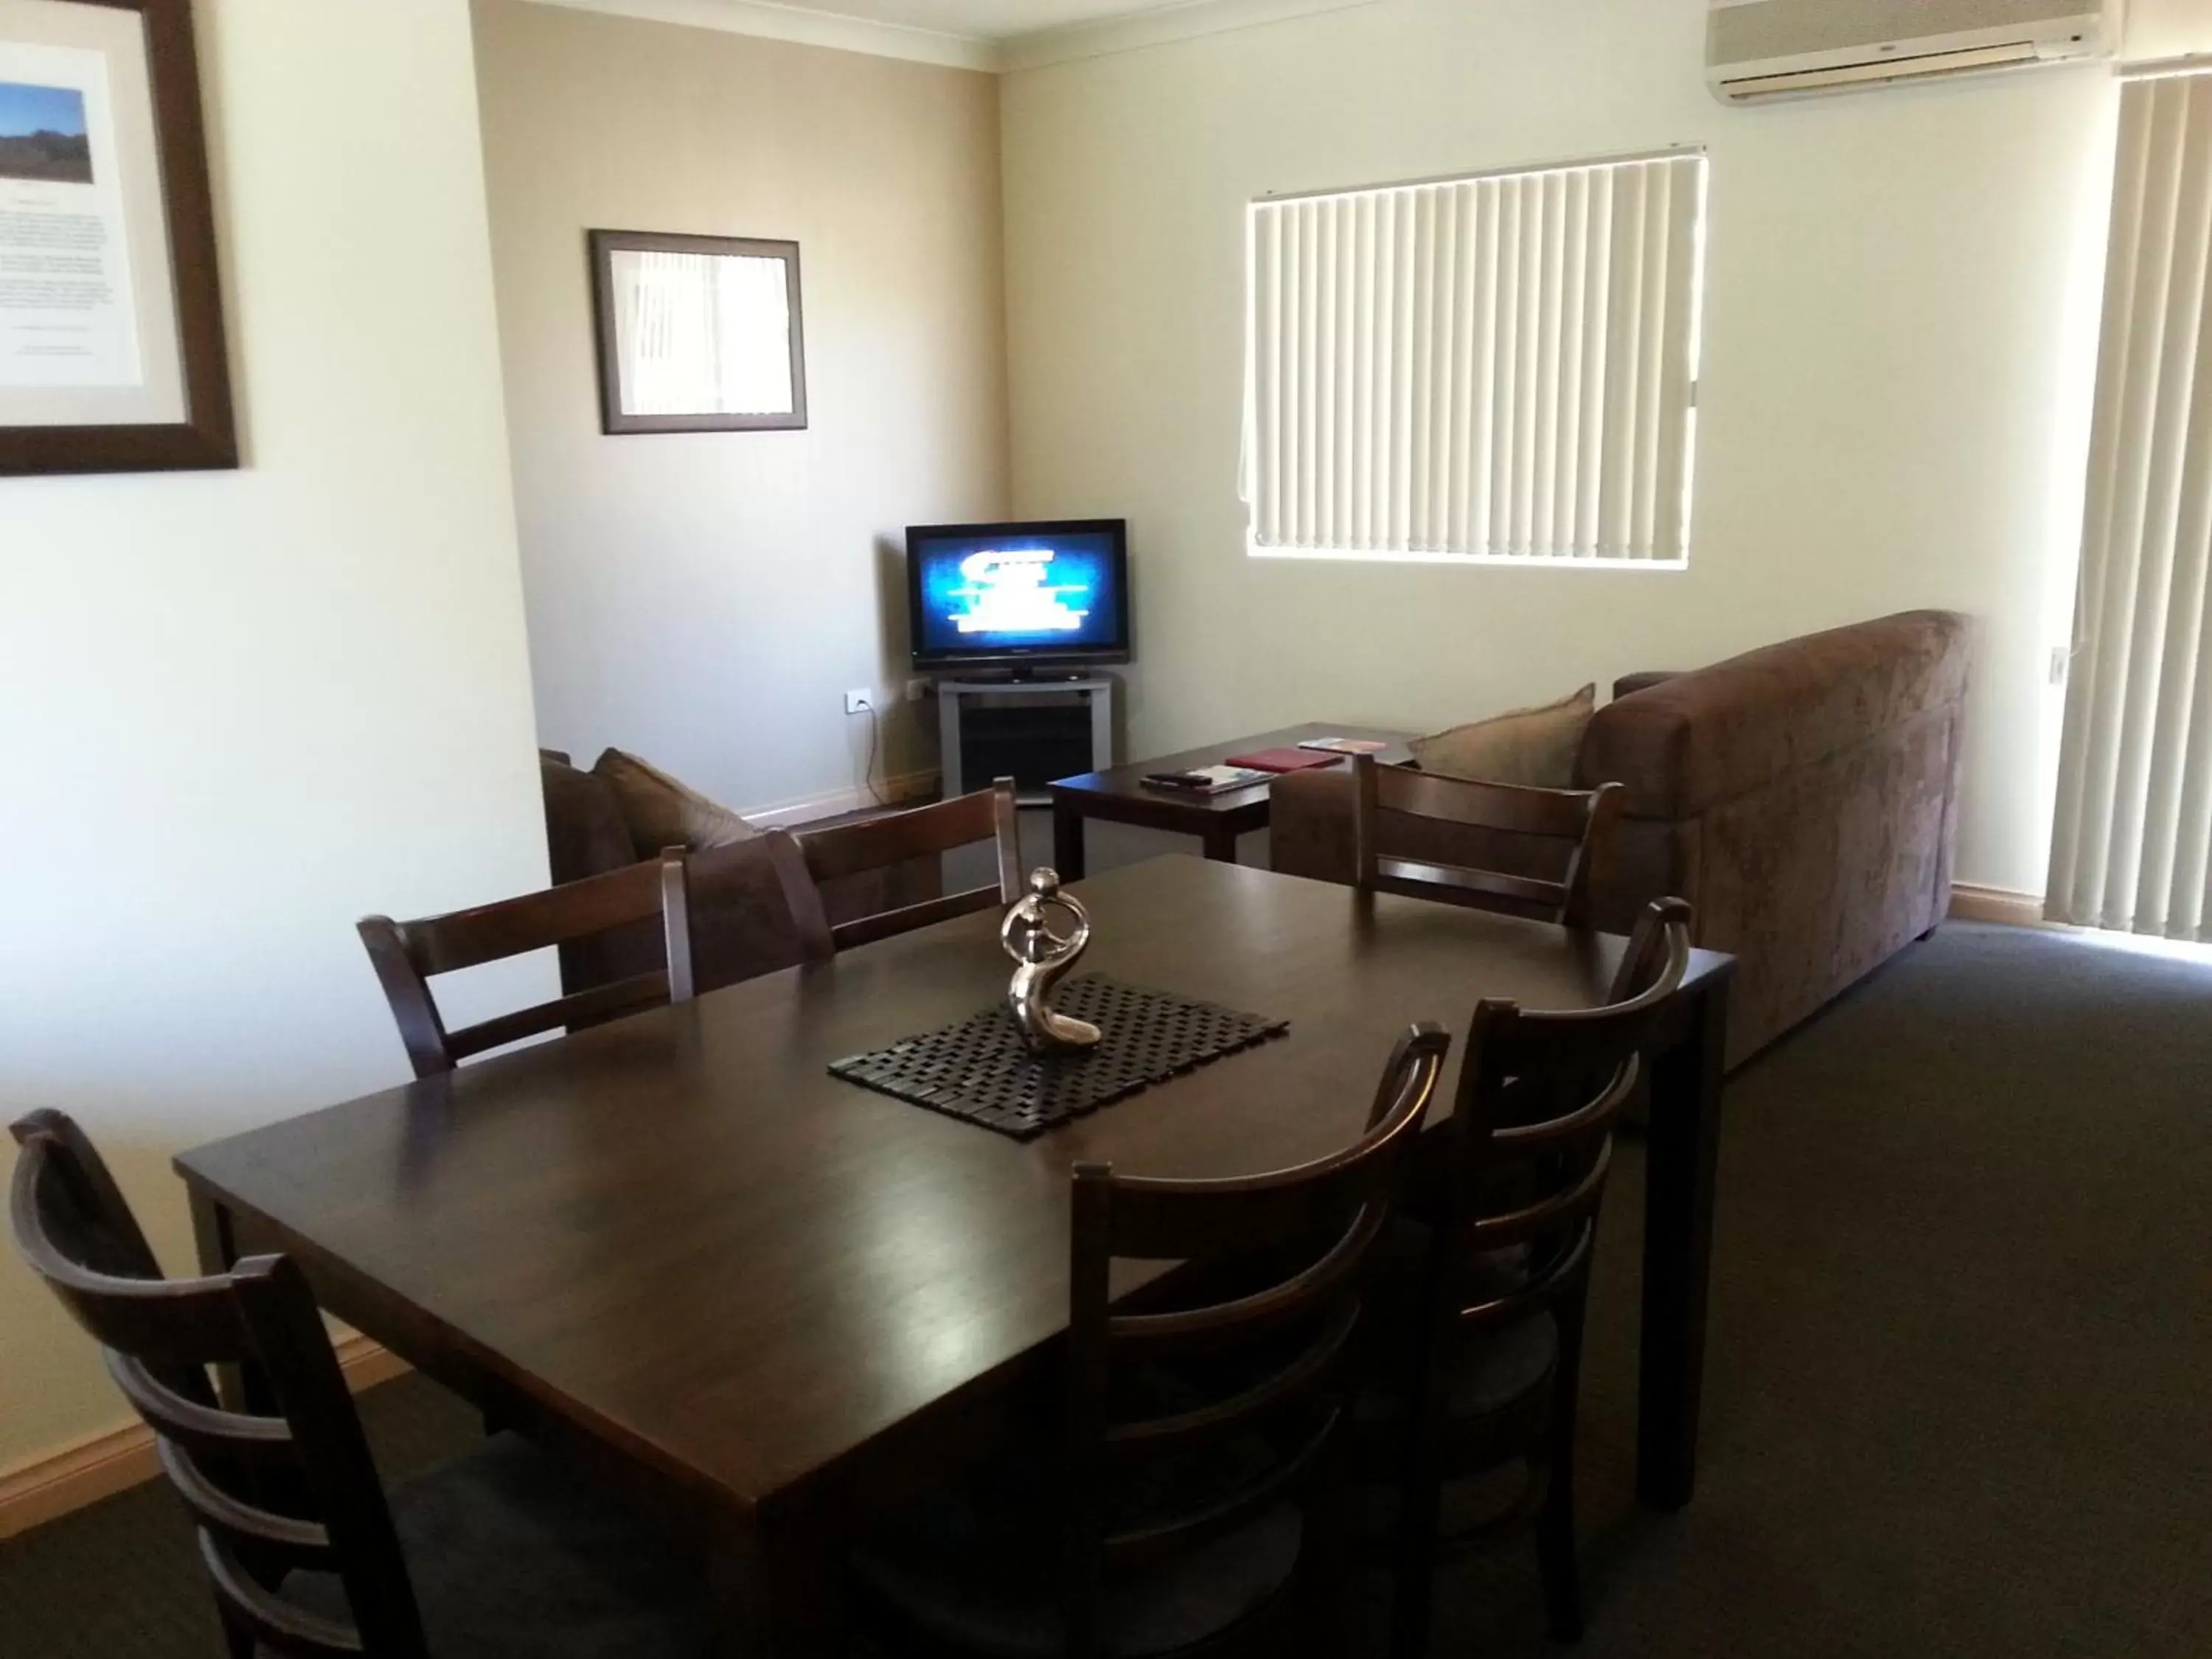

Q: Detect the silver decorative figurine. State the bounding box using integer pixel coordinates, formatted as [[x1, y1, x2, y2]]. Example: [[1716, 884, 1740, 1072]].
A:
[[1001, 868, 1102, 1054]]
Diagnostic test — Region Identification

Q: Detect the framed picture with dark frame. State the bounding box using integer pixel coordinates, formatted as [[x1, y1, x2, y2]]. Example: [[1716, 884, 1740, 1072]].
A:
[[0, 0, 234, 476], [588, 229, 807, 436]]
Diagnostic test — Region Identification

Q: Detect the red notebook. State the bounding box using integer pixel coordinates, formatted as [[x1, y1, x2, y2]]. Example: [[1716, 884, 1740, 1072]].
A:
[[1222, 747, 1345, 774]]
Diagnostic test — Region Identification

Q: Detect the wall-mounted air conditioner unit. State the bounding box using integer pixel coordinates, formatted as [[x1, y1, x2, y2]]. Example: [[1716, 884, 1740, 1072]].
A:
[[1708, 0, 2121, 104]]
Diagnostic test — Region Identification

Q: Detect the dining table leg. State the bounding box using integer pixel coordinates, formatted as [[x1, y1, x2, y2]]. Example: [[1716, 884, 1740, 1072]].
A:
[[1052, 797, 1088, 881], [712, 1500, 846, 1659], [1637, 973, 1729, 1510]]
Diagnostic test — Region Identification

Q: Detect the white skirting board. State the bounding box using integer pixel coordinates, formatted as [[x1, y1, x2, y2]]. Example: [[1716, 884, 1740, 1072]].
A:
[[740, 767, 940, 829], [1947, 883, 2051, 928], [0, 1335, 408, 1541]]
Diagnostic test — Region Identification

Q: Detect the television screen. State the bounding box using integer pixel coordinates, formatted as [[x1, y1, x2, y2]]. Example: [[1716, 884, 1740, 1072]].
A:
[[907, 519, 1130, 672]]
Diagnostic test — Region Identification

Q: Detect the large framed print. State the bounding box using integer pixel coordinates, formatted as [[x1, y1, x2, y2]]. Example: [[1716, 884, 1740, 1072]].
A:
[[589, 229, 807, 435], [0, 0, 233, 475]]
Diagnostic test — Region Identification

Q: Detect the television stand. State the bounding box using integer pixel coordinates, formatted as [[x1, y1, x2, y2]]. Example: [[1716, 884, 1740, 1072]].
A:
[[938, 675, 1115, 804], [976, 668, 1088, 685]]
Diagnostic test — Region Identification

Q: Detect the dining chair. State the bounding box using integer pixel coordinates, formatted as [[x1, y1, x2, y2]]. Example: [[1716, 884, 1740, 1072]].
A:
[[7, 1108, 713, 1659], [1350, 752, 1624, 928], [1373, 897, 1694, 1656], [358, 849, 697, 1079], [846, 1025, 1453, 1659], [787, 776, 1023, 956]]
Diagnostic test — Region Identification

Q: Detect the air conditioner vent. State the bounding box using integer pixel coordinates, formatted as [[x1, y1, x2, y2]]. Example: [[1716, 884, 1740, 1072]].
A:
[[1709, 0, 2118, 104]]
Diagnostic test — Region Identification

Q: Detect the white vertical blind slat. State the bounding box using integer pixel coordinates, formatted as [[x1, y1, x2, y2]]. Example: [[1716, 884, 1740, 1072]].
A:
[[1354, 195, 1376, 550], [1513, 175, 1543, 558], [1493, 179, 1521, 558], [2048, 74, 2212, 940], [1410, 188, 1438, 551], [1534, 171, 1565, 560], [1315, 199, 1336, 550], [1257, 209, 1281, 544], [1431, 189, 1460, 547], [1469, 184, 1500, 552], [1597, 165, 1644, 558], [1556, 170, 1589, 557], [1576, 167, 1613, 558], [1373, 192, 1397, 550], [1335, 197, 1358, 550], [1448, 184, 1479, 552]]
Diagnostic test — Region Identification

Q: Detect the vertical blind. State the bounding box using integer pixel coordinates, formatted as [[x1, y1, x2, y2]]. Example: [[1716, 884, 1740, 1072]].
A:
[[1243, 150, 1706, 563], [2048, 72, 2212, 941]]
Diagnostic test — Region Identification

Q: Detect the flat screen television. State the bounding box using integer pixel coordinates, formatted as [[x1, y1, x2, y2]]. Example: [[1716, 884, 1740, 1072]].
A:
[[906, 518, 1131, 677]]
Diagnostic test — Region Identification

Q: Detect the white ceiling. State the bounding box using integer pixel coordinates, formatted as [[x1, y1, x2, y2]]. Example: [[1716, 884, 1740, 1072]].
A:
[[524, 0, 1381, 71]]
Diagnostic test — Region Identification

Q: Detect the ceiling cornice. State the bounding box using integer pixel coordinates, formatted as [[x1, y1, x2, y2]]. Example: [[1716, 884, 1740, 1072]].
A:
[[998, 0, 1381, 74], [518, 0, 1385, 74], [517, 0, 998, 72]]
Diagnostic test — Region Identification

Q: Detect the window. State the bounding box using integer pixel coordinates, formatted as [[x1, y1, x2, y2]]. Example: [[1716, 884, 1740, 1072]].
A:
[[1242, 149, 1707, 566]]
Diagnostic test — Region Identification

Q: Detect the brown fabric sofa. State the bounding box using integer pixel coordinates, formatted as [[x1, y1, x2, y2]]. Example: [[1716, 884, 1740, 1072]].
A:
[[539, 751, 936, 998], [1270, 611, 1972, 1067]]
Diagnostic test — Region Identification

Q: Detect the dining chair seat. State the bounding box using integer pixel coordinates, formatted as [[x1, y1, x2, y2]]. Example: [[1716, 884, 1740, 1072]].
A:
[[1356, 1223, 1557, 1433], [849, 1448, 1301, 1659], [278, 1433, 712, 1659], [1357, 1307, 1561, 1430]]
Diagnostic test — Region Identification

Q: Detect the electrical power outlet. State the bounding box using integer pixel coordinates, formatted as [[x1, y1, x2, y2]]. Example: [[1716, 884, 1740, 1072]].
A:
[[905, 678, 930, 703], [844, 688, 873, 715], [2049, 646, 2070, 686]]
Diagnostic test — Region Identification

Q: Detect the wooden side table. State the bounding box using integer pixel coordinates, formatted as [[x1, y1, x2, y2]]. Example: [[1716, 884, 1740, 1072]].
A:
[[1047, 723, 1415, 880]]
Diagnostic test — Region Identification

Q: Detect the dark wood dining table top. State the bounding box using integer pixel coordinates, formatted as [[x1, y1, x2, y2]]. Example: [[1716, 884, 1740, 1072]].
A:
[[175, 856, 1731, 1531]]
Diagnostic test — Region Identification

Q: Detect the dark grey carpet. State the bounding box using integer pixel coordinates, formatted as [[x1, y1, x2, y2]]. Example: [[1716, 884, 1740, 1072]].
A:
[[4, 922, 2207, 1658]]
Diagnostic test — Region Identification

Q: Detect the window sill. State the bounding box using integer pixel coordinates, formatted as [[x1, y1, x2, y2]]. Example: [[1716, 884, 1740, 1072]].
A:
[[1247, 543, 1688, 571]]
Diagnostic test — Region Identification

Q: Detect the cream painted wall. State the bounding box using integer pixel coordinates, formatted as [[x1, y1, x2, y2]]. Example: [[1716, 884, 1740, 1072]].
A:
[[1001, 0, 2132, 894], [2128, 0, 2212, 60], [473, 0, 1009, 815], [0, 0, 549, 1472]]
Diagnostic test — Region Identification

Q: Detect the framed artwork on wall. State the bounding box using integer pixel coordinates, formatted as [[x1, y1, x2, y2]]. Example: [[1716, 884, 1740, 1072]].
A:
[[588, 229, 807, 435], [0, 0, 234, 476]]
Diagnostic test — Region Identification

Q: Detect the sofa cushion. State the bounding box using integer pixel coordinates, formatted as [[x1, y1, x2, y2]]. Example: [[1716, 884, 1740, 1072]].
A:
[[591, 748, 757, 858], [540, 754, 639, 886], [1410, 684, 1594, 787]]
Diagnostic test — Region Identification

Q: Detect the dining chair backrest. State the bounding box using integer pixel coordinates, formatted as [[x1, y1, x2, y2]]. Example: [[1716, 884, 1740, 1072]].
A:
[[8, 1109, 430, 1659], [1351, 752, 1624, 928], [358, 849, 696, 1079], [1060, 1024, 1452, 1658], [1433, 897, 1694, 1347], [788, 777, 1023, 955]]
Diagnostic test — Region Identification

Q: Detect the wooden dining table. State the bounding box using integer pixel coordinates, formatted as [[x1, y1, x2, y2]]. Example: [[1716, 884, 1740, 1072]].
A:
[[176, 855, 1733, 1657]]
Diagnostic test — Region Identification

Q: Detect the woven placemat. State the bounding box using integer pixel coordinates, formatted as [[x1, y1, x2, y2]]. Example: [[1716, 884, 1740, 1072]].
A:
[[828, 975, 1288, 1141]]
